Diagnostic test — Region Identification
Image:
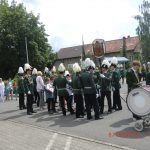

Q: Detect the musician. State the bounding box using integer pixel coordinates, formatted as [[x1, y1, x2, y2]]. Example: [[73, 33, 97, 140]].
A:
[[80, 58, 102, 120], [146, 62, 150, 85], [24, 64, 36, 115], [126, 61, 141, 93], [98, 59, 112, 114], [32, 68, 40, 106], [72, 63, 85, 118], [126, 60, 141, 120], [53, 63, 74, 116], [93, 67, 101, 107], [65, 70, 74, 114], [17, 67, 26, 110], [110, 57, 122, 111]]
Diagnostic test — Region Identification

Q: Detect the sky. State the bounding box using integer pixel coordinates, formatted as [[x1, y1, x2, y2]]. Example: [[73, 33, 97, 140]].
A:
[[9, 0, 143, 51]]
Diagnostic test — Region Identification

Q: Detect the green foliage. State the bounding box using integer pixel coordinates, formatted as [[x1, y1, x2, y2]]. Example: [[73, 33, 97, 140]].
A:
[[0, 0, 55, 79], [135, 0, 150, 63]]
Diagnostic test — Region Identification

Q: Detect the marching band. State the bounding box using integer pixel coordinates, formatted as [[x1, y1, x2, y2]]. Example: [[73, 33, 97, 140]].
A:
[[16, 58, 150, 125]]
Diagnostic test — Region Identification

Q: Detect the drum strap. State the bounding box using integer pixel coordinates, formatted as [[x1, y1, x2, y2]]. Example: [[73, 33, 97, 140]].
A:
[[135, 72, 139, 82]]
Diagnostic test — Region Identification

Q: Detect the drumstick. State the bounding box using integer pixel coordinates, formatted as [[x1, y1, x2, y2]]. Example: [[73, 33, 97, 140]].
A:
[[120, 95, 127, 103]]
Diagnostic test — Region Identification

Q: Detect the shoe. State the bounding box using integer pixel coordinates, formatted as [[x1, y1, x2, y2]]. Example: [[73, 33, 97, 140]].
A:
[[63, 112, 66, 116], [111, 107, 116, 110], [20, 108, 23, 110], [115, 108, 122, 111], [70, 111, 75, 115], [31, 111, 37, 113], [107, 110, 112, 114], [23, 106, 26, 109], [95, 116, 104, 120], [87, 116, 93, 120], [27, 112, 32, 115], [76, 115, 84, 118]]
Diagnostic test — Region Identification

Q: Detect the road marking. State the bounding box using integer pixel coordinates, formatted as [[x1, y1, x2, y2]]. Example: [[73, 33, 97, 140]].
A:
[[64, 137, 72, 150], [45, 133, 58, 150]]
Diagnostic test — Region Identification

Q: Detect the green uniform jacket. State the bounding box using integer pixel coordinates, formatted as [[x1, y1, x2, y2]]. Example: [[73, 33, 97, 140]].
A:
[[111, 69, 121, 90], [126, 69, 139, 93], [53, 75, 69, 97], [93, 71, 100, 84], [72, 73, 82, 95], [17, 76, 25, 94], [98, 71, 112, 92], [24, 75, 34, 95], [146, 72, 150, 85], [80, 71, 97, 94]]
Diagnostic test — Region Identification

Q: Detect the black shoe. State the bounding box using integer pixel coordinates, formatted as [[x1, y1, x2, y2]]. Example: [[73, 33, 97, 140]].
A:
[[76, 115, 84, 118], [70, 111, 75, 115], [95, 117, 104, 120], [31, 111, 37, 113], [111, 107, 116, 110], [87, 116, 93, 120], [20, 108, 23, 110], [27, 112, 32, 115], [63, 112, 66, 116], [107, 110, 112, 114], [115, 108, 122, 111], [23, 106, 26, 109]]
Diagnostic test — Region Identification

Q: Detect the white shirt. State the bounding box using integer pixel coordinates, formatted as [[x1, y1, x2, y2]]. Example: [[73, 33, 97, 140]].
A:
[[0, 82, 5, 97], [36, 76, 45, 92]]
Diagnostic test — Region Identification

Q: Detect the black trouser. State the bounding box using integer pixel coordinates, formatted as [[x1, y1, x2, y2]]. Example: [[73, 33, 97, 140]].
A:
[[113, 89, 122, 109], [19, 93, 25, 109], [27, 94, 33, 114], [74, 94, 84, 117], [47, 98, 55, 112], [34, 91, 40, 107], [67, 95, 74, 112], [84, 94, 99, 119], [100, 91, 112, 113], [54, 89, 57, 103], [59, 96, 74, 115], [59, 96, 66, 115]]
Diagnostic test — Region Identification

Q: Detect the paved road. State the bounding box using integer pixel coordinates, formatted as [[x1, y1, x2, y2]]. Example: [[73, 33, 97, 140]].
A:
[[0, 120, 133, 150], [0, 83, 149, 150]]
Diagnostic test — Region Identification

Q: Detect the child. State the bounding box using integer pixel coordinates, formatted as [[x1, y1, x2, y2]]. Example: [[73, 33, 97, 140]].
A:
[[5, 81, 10, 101], [45, 76, 55, 114]]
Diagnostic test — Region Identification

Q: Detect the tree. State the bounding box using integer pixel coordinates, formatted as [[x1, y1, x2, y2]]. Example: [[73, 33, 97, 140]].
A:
[[135, 0, 150, 63], [0, 0, 56, 79]]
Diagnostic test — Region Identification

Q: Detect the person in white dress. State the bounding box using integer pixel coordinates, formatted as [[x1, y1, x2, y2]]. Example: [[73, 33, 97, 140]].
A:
[[0, 78, 5, 102]]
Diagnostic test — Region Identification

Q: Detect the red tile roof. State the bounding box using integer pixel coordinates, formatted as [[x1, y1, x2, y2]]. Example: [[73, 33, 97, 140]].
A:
[[58, 36, 140, 59]]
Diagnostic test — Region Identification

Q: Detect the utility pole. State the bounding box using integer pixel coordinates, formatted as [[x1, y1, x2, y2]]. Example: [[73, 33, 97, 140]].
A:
[[25, 37, 29, 64]]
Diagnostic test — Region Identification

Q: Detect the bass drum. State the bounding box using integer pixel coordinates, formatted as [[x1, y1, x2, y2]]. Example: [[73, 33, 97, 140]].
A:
[[127, 86, 150, 117]]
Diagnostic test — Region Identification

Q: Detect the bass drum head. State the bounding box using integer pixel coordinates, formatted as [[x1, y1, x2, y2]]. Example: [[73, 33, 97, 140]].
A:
[[127, 88, 150, 116]]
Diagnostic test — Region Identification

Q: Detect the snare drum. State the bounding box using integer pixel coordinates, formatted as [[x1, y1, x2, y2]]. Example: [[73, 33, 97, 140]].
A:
[[127, 86, 150, 116]]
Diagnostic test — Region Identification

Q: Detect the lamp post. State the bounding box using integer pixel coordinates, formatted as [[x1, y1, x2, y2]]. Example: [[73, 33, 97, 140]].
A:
[[25, 37, 29, 64]]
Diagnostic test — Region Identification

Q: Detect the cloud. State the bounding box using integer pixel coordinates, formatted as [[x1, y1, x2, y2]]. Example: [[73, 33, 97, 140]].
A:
[[8, 0, 143, 51]]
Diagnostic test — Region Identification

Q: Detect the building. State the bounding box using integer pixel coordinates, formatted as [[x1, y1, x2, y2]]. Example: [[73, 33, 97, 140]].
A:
[[54, 36, 141, 68]]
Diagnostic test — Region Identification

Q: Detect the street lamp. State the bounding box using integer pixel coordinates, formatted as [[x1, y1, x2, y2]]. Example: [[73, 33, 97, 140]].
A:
[[25, 37, 29, 64]]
